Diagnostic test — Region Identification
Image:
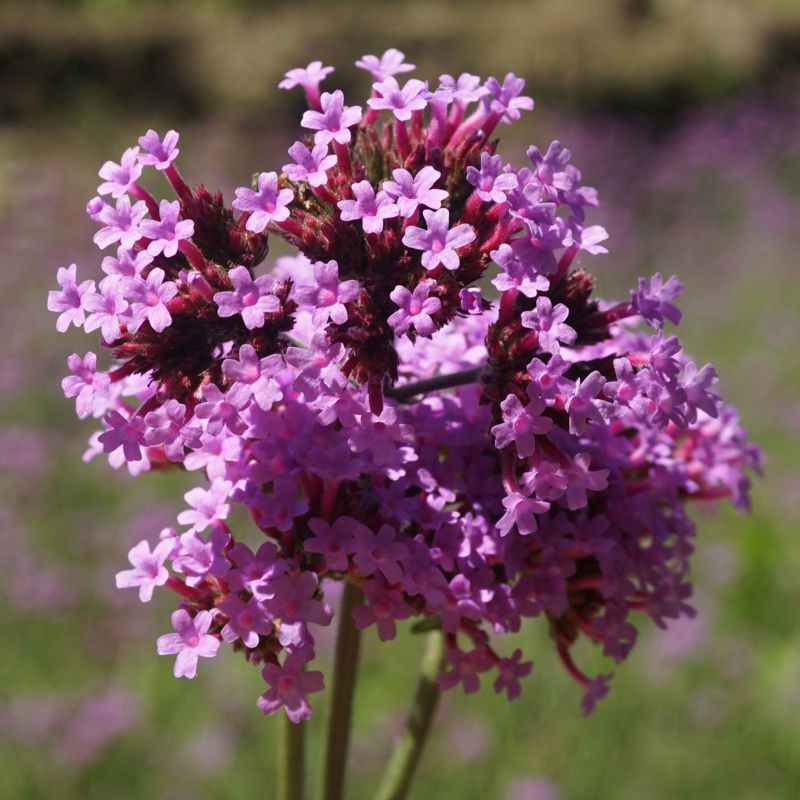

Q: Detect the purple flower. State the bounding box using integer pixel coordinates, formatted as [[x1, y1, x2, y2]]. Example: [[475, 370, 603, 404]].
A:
[[352, 580, 412, 641], [219, 595, 272, 648], [139, 199, 195, 257], [157, 610, 219, 679], [493, 649, 533, 700], [564, 454, 609, 511], [566, 371, 607, 435], [356, 49, 415, 81], [283, 141, 337, 188], [491, 392, 553, 458], [266, 571, 332, 629], [143, 399, 198, 461], [173, 526, 231, 586], [84, 276, 128, 342], [388, 280, 441, 337], [98, 410, 145, 462], [520, 297, 576, 354], [97, 146, 143, 198], [496, 491, 550, 537], [177, 479, 232, 532], [294, 259, 361, 326], [438, 646, 493, 694], [301, 90, 362, 146], [213, 266, 280, 329], [681, 361, 720, 422], [527, 354, 570, 401], [257, 654, 324, 723], [278, 61, 334, 93], [565, 223, 609, 255], [124, 268, 178, 333], [490, 244, 550, 297], [352, 523, 408, 584], [232, 172, 293, 233], [256, 478, 309, 532], [47, 263, 95, 332], [402, 208, 476, 271], [194, 383, 248, 436], [62, 352, 110, 419], [305, 516, 362, 571], [222, 345, 283, 410], [581, 673, 612, 715], [438, 73, 487, 106], [382, 166, 448, 217], [101, 246, 152, 278], [466, 152, 518, 203], [93, 196, 148, 250], [484, 73, 534, 122], [631, 273, 684, 328], [137, 129, 180, 170], [115, 538, 173, 601], [337, 181, 399, 234], [367, 77, 428, 121], [228, 541, 286, 596]]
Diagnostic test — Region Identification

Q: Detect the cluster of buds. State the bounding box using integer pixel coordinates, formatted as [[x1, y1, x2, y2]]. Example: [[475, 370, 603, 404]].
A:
[[50, 48, 761, 719]]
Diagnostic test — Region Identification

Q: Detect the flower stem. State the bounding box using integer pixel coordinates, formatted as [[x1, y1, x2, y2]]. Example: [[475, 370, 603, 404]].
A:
[[279, 714, 306, 800], [385, 366, 484, 403], [321, 581, 363, 800], [375, 630, 445, 800]]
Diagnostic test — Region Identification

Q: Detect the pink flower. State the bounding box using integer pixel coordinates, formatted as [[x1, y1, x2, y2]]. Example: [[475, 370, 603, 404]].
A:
[[355, 49, 415, 81], [47, 263, 95, 332], [257, 654, 324, 723], [62, 352, 110, 419], [388, 280, 441, 337], [213, 266, 280, 330], [294, 260, 360, 325], [137, 129, 180, 170], [115, 538, 173, 602], [93, 196, 148, 250], [232, 172, 294, 233], [140, 199, 195, 258], [124, 268, 178, 333], [157, 610, 220, 679], [367, 77, 428, 121], [382, 166, 448, 218], [97, 146, 143, 198], [301, 90, 362, 146], [337, 181, 399, 234], [402, 208, 476, 270], [283, 141, 337, 188]]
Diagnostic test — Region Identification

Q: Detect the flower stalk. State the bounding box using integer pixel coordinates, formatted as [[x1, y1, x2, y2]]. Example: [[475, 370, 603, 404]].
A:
[[375, 630, 445, 800], [279, 713, 306, 800], [321, 581, 363, 800]]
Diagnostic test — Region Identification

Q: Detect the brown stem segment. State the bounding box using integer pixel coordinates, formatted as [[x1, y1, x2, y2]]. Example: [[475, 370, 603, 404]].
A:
[[385, 366, 484, 403]]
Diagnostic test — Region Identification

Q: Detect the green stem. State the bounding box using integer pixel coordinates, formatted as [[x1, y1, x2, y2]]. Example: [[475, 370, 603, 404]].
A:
[[279, 713, 306, 800], [375, 631, 445, 800], [321, 581, 363, 800]]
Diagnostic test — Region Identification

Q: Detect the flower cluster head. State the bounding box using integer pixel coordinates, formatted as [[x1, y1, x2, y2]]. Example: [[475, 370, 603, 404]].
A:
[[51, 49, 761, 722]]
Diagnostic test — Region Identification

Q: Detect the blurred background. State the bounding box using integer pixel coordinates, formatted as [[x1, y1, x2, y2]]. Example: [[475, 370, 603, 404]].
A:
[[1, 0, 799, 798]]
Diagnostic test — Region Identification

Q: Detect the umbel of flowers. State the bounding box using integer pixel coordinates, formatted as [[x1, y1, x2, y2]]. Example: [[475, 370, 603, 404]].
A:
[[50, 47, 760, 784]]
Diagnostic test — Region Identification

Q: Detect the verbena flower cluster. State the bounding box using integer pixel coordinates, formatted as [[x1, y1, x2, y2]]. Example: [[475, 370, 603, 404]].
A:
[[50, 49, 761, 719]]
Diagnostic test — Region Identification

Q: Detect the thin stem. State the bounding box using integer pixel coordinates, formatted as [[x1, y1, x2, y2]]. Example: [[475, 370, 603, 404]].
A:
[[279, 714, 306, 800], [385, 366, 484, 403], [321, 581, 363, 800], [375, 630, 445, 800]]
